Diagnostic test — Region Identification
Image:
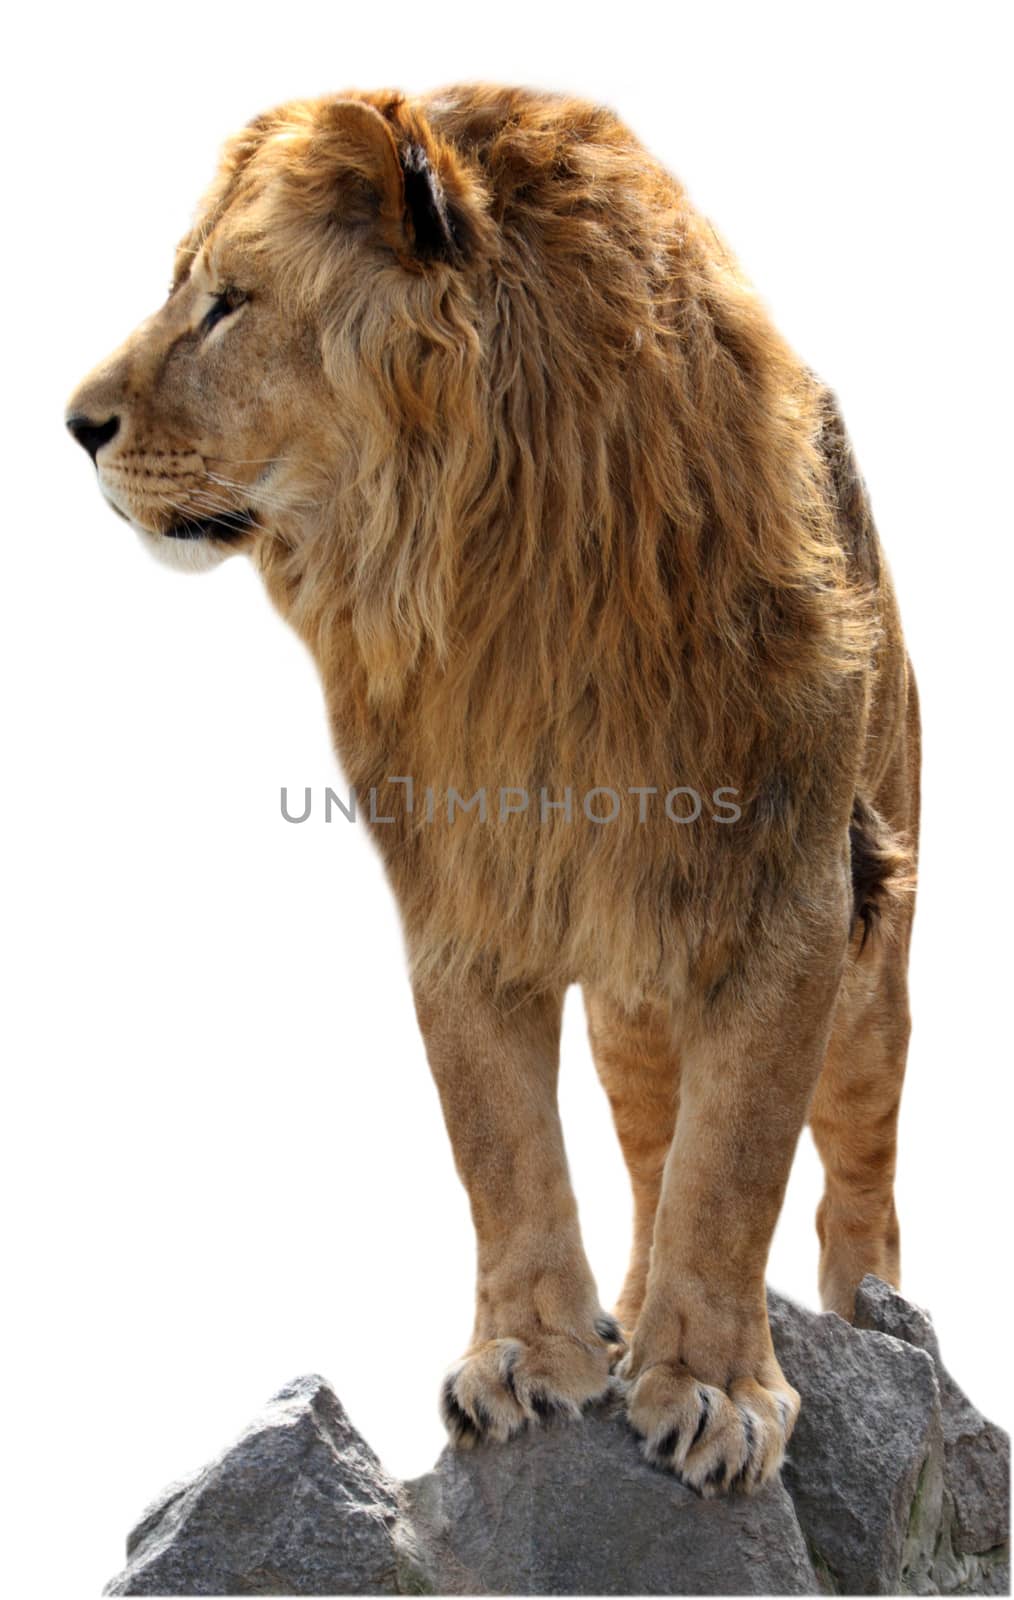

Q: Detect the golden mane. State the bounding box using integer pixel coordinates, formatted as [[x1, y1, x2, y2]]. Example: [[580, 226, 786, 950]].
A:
[[138, 82, 904, 1006], [204, 86, 879, 996]]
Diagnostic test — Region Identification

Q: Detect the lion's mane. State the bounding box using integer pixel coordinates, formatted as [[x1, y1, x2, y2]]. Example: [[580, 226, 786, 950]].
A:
[[198, 86, 905, 1001]]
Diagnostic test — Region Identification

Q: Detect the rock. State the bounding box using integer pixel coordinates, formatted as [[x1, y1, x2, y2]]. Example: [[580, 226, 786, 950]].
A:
[[854, 1275, 1011, 1592], [105, 1286, 1010, 1596], [104, 1376, 401, 1595], [399, 1388, 817, 1595], [769, 1288, 944, 1594], [855, 1276, 1011, 1558]]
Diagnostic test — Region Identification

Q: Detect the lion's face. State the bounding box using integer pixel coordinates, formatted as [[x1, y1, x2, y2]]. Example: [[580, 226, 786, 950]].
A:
[[66, 208, 333, 573], [66, 93, 483, 575]]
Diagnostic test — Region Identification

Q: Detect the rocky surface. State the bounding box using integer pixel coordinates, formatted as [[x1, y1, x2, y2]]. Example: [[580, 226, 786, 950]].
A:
[[106, 1378, 401, 1595], [106, 1279, 1009, 1596], [853, 1277, 1010, 1566], [396, 1389, 815, 1595], [769, 1287, 944, 1593]]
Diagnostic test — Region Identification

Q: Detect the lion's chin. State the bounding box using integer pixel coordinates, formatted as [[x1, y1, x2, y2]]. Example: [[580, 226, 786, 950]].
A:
[[133, 524, 234, 574]]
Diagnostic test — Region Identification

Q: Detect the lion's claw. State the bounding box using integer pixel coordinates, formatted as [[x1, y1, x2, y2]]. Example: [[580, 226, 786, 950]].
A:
[[626, 1360, 799, 1496], [440, 1329, 614, 1446]]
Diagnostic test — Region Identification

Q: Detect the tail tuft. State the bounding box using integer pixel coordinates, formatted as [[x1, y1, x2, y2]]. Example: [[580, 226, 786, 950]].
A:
[[849, 795, 915, 951]]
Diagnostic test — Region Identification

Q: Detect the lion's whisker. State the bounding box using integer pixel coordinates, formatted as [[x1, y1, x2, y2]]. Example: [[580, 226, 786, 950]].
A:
[[205, 472, 324, 516], [209, 456, 296, 468]]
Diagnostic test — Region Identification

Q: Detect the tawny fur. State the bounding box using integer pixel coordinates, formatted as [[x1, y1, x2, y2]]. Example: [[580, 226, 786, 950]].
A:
[[68, 83, 919, 1496]]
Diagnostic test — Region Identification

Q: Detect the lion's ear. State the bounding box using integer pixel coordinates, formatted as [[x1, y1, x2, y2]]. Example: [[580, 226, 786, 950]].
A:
[[316, 100, 408, 250], [399, 141, 458, 261], [319, 98, 463, 267]]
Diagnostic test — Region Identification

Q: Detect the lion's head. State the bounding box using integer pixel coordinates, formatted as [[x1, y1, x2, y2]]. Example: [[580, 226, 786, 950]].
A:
[[66, 92, 492, 577]]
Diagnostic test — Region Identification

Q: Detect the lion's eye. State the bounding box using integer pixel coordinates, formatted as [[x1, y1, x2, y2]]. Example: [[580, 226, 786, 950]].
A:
[[202, 286, 248, 336]]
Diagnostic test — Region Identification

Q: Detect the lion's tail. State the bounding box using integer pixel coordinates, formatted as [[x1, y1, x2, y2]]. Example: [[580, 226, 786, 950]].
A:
[[849, 794, 916, 951]]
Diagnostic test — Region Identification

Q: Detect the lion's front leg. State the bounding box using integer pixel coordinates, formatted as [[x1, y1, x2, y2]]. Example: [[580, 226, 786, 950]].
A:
[[414, 974, 617, 1446], [623, 899, 850, 1496]]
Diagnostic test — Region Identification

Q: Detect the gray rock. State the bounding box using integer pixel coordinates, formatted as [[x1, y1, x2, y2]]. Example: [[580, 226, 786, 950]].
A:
[[104, 1376, 401, 1595], [769, 1288, 945, 1594], [855, 1275, 1011, 1560], [399, 1386, 817, 1595], [105, 1286, 1010, 1596]]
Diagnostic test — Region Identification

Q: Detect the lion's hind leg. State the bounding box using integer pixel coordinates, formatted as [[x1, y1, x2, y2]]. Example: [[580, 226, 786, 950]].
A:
[[584, 990, 680, 1337], [809, 755, 918, 1321], [809, 883, 915, 1320]]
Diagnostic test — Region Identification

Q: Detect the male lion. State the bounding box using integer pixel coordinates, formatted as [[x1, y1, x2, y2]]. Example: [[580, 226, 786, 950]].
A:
[[67, 85, 918, 1496]]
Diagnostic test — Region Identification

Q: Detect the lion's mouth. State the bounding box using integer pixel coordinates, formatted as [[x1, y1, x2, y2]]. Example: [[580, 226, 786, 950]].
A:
[[164, 508, 257, 541]]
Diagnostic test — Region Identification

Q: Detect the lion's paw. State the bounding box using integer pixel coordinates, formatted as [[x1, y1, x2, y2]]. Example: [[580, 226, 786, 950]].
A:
[[622, 1358, 799, 1496], [440, 1322, 619, 1447]]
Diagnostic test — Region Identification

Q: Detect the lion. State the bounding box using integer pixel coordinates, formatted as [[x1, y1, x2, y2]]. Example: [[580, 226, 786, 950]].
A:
[[67, 84, 918, 1496]]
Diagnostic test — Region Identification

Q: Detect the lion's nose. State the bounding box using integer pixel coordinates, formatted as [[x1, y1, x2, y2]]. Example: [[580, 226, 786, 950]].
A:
[[66, 412, 120, 462]]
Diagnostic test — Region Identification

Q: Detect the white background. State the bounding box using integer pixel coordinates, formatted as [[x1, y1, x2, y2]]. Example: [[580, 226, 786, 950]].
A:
[[3, 2, 1011, 1593]]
